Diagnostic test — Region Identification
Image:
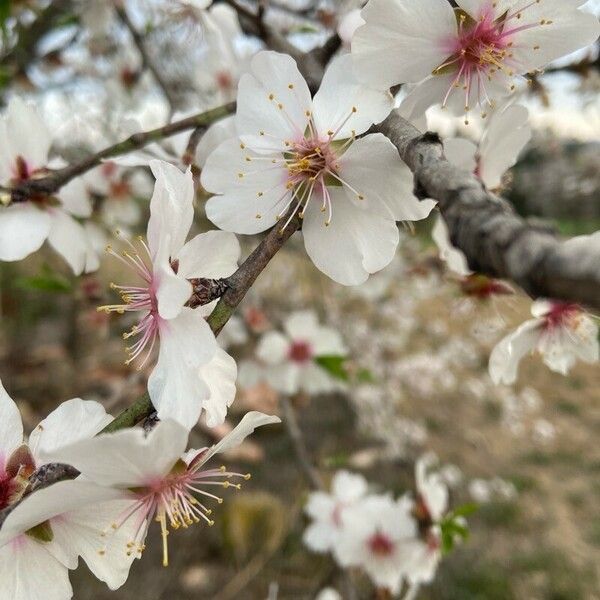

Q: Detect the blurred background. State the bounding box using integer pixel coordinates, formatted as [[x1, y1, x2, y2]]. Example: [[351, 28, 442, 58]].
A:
[[0, 1, 599, 598]]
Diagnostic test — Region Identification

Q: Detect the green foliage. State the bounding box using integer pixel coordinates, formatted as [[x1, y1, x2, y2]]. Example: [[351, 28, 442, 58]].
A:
[[15, 265, 73, 293], [440, 503, 478, 554], [314, 354, 375, 384]]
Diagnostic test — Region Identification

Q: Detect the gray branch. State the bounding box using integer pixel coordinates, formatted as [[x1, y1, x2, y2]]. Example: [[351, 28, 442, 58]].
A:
[[375, 111, 600, 312]]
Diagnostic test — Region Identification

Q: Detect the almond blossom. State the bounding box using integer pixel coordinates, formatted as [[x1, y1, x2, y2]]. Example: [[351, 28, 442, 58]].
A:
[[303, 470, 368, 552], [489, 300, 599, 384], [353, 0, 600, 121], [333, 494, 420, 594], [0, 379, 138, 597], [48, 412, 281, 568], [99, 159, 241, 429], [202, 51, 436, 285], [443, 104, 531, 190], [407, 454, 449, 585], [255, 310, 348, 395], [0, 97, 99, 274]]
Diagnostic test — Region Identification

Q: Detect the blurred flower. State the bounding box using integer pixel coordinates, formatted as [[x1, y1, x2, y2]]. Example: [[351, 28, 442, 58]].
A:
[[303, 470, 368, 552], [489, 300, 599, 384], [0, 98, 99, 273]]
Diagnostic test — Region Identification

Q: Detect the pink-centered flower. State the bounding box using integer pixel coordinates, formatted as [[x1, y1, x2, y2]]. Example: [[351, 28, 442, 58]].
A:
[[99, 159, 241, 429], [48, 412, 280, 567], [303, 470, 369, 553], [202, 51, 435, 285], [489, 299, 599, 384], [0, 97, 99, 273], [0, 378, 138, 597], [333, 495, 420, 594], [353, 0, 600, 121]]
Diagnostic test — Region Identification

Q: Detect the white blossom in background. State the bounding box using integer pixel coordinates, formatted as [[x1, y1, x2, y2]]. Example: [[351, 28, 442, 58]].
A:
[[444, 104, 531, 190], [353, 0, 600, 121], [408, 454, 449, 585], [303, 470, 368, 552], [202, 50, 436, 285], [432, 214, 471, 277], [315, 588, 342, 600], [334, 495, 420, 594], [98, 160, 241, 429], [0, 98, 100, 274], [84, 162, 153, 230], [255, 310, 348, 395], [0, 380, 138, 596], [489, 300, 599, 384], [337, 8, 365, 46], [49, 412, 280, 568]]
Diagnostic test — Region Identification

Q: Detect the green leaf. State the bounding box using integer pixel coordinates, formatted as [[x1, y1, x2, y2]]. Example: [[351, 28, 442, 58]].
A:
[[15, 266, 73, 293], [357, 368, 375, 383], [314, 354, 348, 382], [448, 502, 479, 519], [0, 0, 10, 29]]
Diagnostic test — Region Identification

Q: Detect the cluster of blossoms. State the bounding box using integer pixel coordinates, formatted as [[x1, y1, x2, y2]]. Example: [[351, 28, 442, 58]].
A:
[[0, 376, 279, 598], [303, 456, 459, 595], [0, 0, 598, 597]]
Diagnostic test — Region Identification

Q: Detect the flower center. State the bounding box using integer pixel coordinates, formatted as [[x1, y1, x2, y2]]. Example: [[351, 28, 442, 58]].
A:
[[368, 531, 395, 557], [288, 340, 313, 364], [543, 302, 582, 330], [97, 234, 160, 369], [99, 460, 250, 567], [433, 3, 550, 120], [0, 471, 18, 511]]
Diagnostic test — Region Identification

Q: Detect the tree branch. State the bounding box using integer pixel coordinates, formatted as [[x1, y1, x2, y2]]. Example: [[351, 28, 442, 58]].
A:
[[375, 110, 600, 311], [3, 102, 235, 203]]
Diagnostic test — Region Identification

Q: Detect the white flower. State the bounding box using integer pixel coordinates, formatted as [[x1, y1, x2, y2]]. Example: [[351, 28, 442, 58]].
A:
[[256, 310, 347, 395], [333, 494, 420, 594], [353, 0, 600, 121], [431, 215, 471, 277], [99, 160, 241, 429], [316, 588, 342, 600], [444, 104, 531, 189], [489, 300, 599, 384], [0, 379, 137, 596], [303, 470, 368, 553], [407, 454, 449, 585], [0, 97, 99, 274], [202, 50, 435, 285], [48, 412, 281, 567]]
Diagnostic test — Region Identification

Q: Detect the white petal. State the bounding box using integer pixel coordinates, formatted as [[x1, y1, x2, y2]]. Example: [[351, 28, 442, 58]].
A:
[[58, 178, 92, 218], [28, 399, 113, 465], [303, 521, 338, 553], [256, 331, 291, 365], [147, 160, 194, 259], [352, 0, 457, 89], [0, 480, 126, 547], [176, 230, 240, 279], [488, 319, 542, 385], [236, 51, 312, 152], [202, 411, 281, 462], [303, 187, 399, 285], [339, 134, 436, 221], [0, 536, 72, 600], [431, 214, 471, 276], [0, 378, 23, 463], [49, 497, 138, 590], [265, 363, 300, 394], [312, 54, 393, 139], [284, 310, 319, 340], [47, 210, 88, 275], [5, 97, 52, 170], [199, 347, 237, 428], [331, 470, 368, 501], [151, 308, 218, 428], [0, 203, 51, 261], [46, 420, 189, 488], [196, 116, 237, 167]]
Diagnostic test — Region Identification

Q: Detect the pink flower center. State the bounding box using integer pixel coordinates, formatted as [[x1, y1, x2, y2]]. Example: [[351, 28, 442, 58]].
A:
[[368, 531, 395, 557], [101, 458, 250, 567], [288, 340, 313, 364], [0, 470, 18, 511], [543, 302, 582, 330], [98, 235, 162, 369], [434, 4, 549, 119]]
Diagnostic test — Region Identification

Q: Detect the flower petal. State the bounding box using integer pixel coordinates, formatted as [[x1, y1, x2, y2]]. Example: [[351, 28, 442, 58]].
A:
[[0, 378, 23, 465], [199, 347, 237, 428], [0, 203, 51, 261], [47, 209, 89, 275], [176, 230, 240, 279]]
